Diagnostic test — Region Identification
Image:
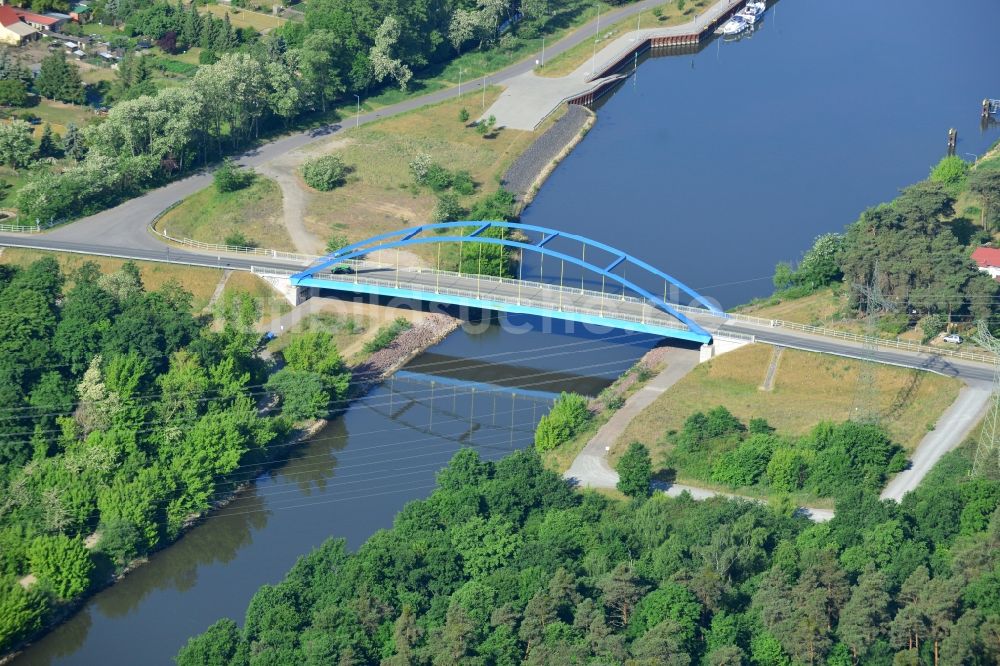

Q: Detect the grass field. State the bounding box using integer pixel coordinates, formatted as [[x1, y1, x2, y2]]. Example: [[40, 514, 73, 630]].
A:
[[18, 100, 94, 138], [738, 287, 849, 327], [304, 87, 552, 257], [536, 0, 714, 78], [0, 247, 225, 310], [613, 344, 962, 471], [156, 175, 291, 249], [200, 4, 286, 31]]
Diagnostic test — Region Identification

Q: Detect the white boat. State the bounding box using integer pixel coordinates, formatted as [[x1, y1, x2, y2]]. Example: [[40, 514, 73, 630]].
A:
[[719, 15, 748, 36], [737, 1, 766, 24]]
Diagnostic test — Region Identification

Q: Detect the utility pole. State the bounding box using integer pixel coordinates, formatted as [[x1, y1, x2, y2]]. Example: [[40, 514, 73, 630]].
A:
[[973, 320, 1000, 476], [851, 262, 896, 425]]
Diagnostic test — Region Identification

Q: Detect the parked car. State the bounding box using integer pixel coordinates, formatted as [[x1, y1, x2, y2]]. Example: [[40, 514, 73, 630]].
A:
[[943, 334, 962, 344]]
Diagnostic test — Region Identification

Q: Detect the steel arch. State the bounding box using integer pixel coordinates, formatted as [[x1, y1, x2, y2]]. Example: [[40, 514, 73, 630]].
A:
[[292, 221, 722, 341]]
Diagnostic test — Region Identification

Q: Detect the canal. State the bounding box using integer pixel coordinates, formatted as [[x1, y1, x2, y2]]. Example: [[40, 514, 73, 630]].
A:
[[15, 0, 1000, 662]]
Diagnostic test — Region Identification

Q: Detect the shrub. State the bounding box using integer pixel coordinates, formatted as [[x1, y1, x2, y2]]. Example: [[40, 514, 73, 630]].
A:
[[616, 442, 652, 498], [711, 434, 776, 487], [28, 535, 93, 600], [434, 193, 463, 222], [876, 313, 909, 337], [458, 107, 470, 123], [424, 163, 453, 191], [409, 153, 433, 184], [453, 170, 475, 195], [199, 49, 218, 65], [325, 232, 349, 253], [301, 154, 348, 191], [929, 155, 969, 190], [363, 317, 413, 354], [224, 231, 256, 248], [213, 158, 253, 193], [534, 392, 590, 452], [919, 314, 947, 342]]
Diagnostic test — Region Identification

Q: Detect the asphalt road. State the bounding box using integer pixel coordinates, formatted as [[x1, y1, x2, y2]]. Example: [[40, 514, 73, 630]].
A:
[[0, 0, 670, 255]]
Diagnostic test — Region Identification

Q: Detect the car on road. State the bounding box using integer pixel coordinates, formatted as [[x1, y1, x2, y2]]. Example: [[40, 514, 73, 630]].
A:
[[943, 334, 962, 344]]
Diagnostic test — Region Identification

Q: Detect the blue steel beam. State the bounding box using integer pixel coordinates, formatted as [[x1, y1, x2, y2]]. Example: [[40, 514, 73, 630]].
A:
[[537, 232, 559, 247], [301, 221, 722, 315], [605, 255, 626, 272], [291, 234, 712, 341], [293, 273, 712, 344]]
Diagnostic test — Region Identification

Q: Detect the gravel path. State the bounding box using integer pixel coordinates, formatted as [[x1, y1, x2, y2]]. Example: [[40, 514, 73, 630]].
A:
[[501, 104, 591, 200]]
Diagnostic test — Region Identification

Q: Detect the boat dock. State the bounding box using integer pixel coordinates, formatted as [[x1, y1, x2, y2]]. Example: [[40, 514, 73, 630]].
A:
[[483, 0, 757, 130]]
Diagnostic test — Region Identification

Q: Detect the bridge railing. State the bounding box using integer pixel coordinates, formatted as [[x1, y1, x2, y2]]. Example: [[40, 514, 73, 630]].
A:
[[151, 228, 321, 264], [265, 266, 692, 332], [673, 304, 997, 365]]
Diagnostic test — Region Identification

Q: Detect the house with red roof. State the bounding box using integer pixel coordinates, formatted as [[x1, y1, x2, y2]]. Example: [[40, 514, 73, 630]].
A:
[[972, 247, 1000, 280], [0, 5, 37, 45], [11, 7, 64, 31]]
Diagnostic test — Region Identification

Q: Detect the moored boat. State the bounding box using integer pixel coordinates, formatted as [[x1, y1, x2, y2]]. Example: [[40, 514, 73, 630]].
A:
[[737, 1, 766, 24], [719, 15, 748, 36]]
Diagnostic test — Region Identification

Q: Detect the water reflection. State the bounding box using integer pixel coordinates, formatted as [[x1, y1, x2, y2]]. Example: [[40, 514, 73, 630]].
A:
[[14, 324, 584, 666]]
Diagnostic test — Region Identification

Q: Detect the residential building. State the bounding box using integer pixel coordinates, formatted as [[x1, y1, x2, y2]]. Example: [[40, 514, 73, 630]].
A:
[[11, 7, 64, 31], [972, 247, 1000, 280], [0, 5, 37, 45]]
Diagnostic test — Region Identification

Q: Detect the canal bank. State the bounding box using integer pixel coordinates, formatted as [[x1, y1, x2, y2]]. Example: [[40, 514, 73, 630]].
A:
[[12, 0, 1000, 661], [1, 308, 461, 665]]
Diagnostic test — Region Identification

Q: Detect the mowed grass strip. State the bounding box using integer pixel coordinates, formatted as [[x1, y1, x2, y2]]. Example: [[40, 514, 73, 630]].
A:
[[536, 0, 714, 78], [156, 175, 292, 250], [199, 4, 286, 31], [613, 343, 962, 463], [0, 247, 224, 310]]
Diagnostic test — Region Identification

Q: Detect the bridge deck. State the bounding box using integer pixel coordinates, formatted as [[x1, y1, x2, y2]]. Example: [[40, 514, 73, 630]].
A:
[[285, 263, 715, 343]]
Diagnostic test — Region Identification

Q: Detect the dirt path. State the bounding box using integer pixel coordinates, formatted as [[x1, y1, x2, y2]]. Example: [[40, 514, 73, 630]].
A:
[[881, 381, 991, 501], [564, 346, 701, 488], [255, 138, 358, 256]]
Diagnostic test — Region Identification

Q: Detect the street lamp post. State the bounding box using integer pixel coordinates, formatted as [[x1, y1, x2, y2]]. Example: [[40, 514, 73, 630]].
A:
[[541, 36, 545, 65], [591, 3, 601, 75], [458, 68, 464, 97], [482, 74, 486, 109], [354, 94, 360, 128]]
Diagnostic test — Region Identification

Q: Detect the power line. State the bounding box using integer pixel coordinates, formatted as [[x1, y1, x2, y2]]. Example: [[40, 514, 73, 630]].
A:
[[973, 320, 1000, 477]]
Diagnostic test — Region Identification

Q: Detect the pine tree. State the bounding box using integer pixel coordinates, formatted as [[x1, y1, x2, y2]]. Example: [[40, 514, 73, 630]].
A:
[[214, 14, 235, 52], [180, 4, 201, 49], [199, 15, 218, 50], [62, 123, 86, 161], [36, 123, 59, 159], [35, 52, 84, 104], [838, 564, 891, 662]]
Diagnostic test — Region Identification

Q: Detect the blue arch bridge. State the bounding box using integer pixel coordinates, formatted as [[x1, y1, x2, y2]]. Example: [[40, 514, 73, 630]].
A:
[[280, 222, 728, 345]]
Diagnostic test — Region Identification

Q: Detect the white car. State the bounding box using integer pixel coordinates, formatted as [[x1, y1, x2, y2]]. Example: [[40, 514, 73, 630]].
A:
[[942, 334, 962, 344]]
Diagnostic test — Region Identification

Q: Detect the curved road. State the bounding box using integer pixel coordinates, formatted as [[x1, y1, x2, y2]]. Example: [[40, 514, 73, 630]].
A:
[[0, 0, 674, 258]]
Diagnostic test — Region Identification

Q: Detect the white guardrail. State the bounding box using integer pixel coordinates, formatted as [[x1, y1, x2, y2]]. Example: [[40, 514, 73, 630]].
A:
[[252, 264, 994, 363], [674, 304, 998, 365], [150, 227, 319, 264], [0, 218, 61, 233]]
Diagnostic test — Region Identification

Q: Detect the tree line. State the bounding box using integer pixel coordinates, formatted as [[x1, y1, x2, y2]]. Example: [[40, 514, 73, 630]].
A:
[[175, 444, 1000, 665], [8, 0, 593, 224], [0, 257, 351, 653], [772, 157, 1000, 324]]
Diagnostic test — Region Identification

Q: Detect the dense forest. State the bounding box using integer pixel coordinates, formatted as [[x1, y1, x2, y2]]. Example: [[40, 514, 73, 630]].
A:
[[0, 258, 352, 652], [175, 445, 1000, 665], [772, 155, 1000, 326]]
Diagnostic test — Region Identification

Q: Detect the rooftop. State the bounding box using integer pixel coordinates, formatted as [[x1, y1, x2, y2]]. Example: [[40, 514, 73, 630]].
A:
[[972, 247, 1000, 268]]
